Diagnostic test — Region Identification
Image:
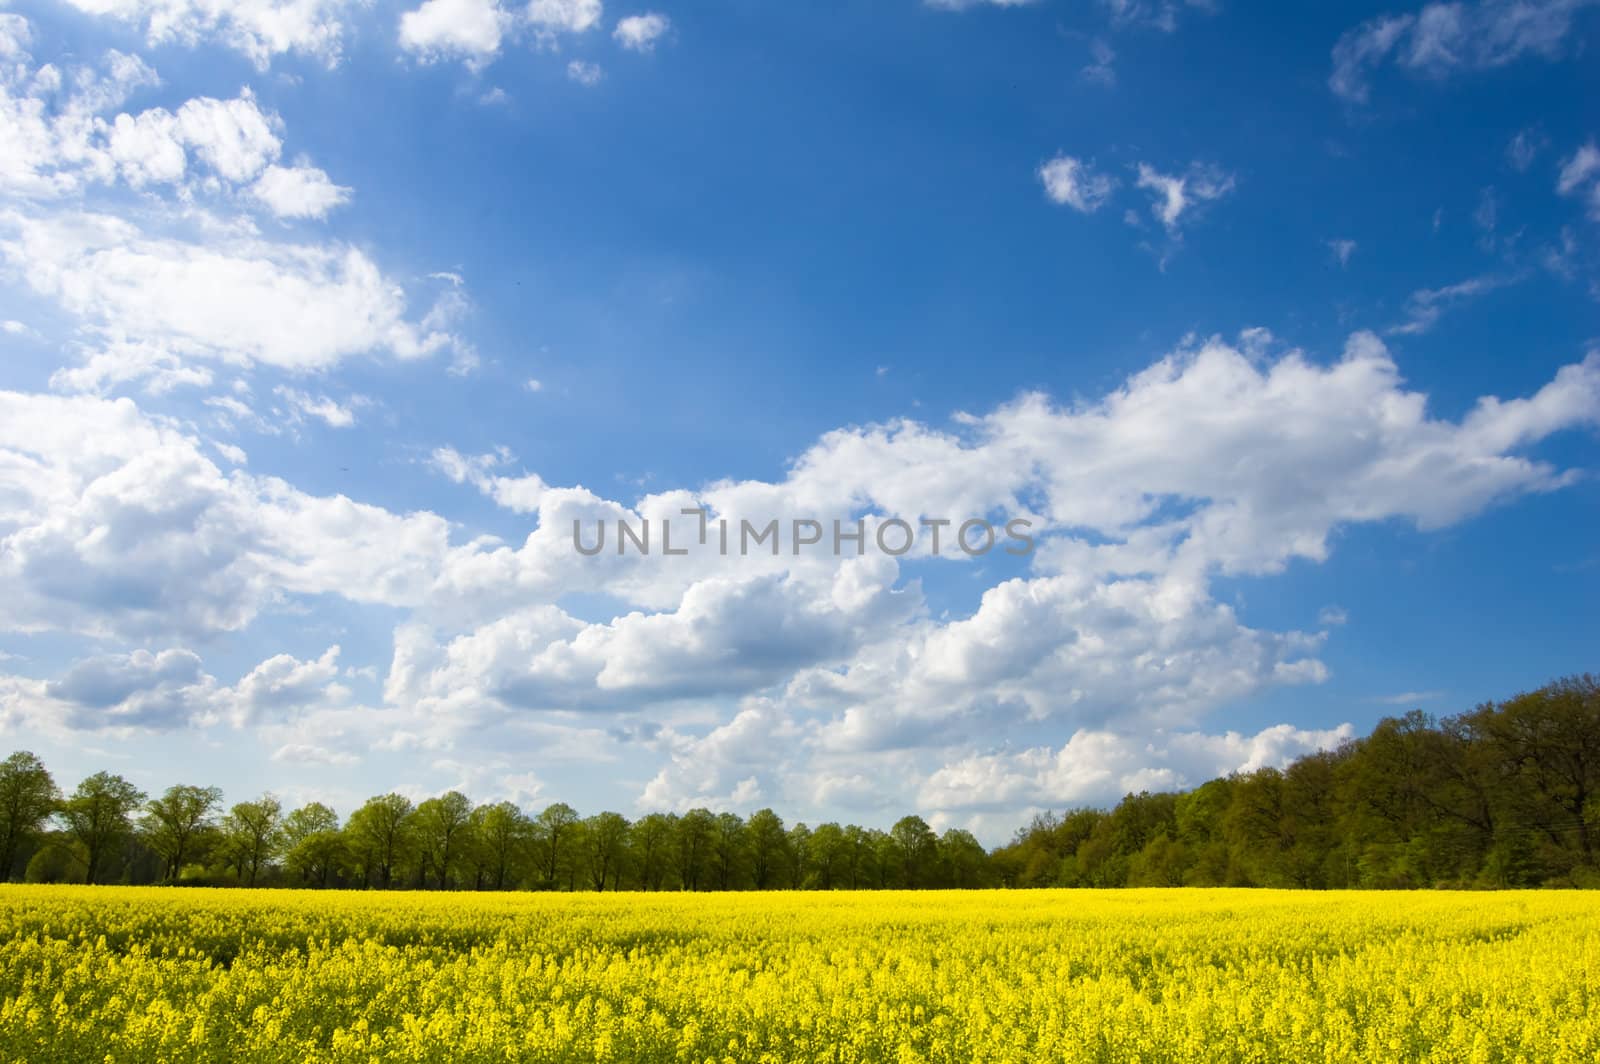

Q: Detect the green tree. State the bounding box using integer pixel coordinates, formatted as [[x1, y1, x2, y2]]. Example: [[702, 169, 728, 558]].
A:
[[345, 793, 414, 889], [936, 828, 990, 888], [472, 802, 532, 890], [0, 752, 59, 881], [890, 815, 937, 888], [222, 795, 283, 887], [786, 823, 811, 888], [60, 772, 146, 885], [584, 812, 631, 891], [675, 808, 714, 890], [711, 812, 747, 890], [534, 802, 581, 890], [807, 822, 845, 889], [413, 791, 474, 889], [630, 813, 675, 890], [141, 784, 223, 882], [282, 802, 345, 886], [746, 808, 787, 889]]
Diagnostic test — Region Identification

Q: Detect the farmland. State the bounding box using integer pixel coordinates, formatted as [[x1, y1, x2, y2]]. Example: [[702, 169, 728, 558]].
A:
[[0, 886, 1594, 1062]]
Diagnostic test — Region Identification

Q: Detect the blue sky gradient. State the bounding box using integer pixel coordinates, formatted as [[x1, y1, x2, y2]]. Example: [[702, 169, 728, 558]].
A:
[[1, 0, 1596, 840]]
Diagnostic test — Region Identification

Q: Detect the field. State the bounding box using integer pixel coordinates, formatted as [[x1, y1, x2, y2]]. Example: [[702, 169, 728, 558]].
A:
[[0, 887, 1594, 1062]]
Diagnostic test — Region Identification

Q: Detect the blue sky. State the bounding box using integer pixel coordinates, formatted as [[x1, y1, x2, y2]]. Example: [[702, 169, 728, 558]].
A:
[[0, 0, 1597, 841]]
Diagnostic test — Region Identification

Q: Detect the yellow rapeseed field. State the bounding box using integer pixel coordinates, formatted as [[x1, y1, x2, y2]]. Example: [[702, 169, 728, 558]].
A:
[[0, 886, 1594, 1063]]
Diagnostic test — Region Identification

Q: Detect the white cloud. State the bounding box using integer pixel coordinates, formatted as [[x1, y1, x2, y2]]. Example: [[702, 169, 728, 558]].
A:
[[274, 386, 360, 427], [527, 0, 603, 34], [1368, 689, 1445, 705], [924, 0, 1036, 9], [250, 163, 350, 218], [1556, 140, 1600, 219], [385, 330, 1600, 799], [613, 12, 668, 51], [1328, 238, 1357, 267], [0, 390, 457, 638], [566, 59, 603, 86], [1, 39, 161, 198], [918, 723, 1354, 813], [1317, 605, 1349, 627], [3, 209, 458, 378], [0, 35, 354, 223], [399, 0, 510, 65], [1134, 161, 1233, 233], [47, 339, 215, 395], [1389, 274, 1512, 335], [4, 329, 1598, 826], [173, 91, 282, 181], [55, 0, 362, 71], [1038, 155, 1115, 212], [1097, 0, 1214, 31], [1330, 0, 1598, 103], [430, 446, 548, 512]]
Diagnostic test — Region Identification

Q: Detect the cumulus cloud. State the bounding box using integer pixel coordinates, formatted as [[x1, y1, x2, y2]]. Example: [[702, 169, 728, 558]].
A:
[[917, 723, 1354, 813], [4, 327, 1598, 828], [1330, 0, 1598, 103], [527, 0, 603, 34], [250, 164, 351, 218], [0, 30, 351, 221], [399, 0, 510, 65], [55, 0, 362, 70], [0, 390, 456, 638], [1, 643, 349, 734], [430, 446, 548, 512], [613, 12, 668, 51], [1038, 155, 1115, 212], [2, 209, 458, 381]]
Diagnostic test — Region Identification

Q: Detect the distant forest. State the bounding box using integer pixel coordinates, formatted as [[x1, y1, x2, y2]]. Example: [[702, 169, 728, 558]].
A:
[[2, 674, 1595, 891]]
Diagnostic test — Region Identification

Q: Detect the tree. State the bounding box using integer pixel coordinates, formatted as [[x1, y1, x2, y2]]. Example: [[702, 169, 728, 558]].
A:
[[345, 793, 414, 889], [891, 815, 937, 888], [534, 802, 581, 890], [630, 813, 675, 891], [786, 823, 811, 889], [936, 828, 989, 888], [472, 802, 532, 890], [584, 812, 630, 891], [0, 752, 59, 881], [59, 772, 146, 885], [141, 784, 222, 882], [282, 802, 345, 886], [675, 808, 714, 890], [222, 795, 283, 887], [711, 812, 747, 890], [1474, 675, 1600, 875], [842, 825, 874, 889], [746, 808, 787, 889], [413, 791, 474, 889], [807, 822, 846, 890]]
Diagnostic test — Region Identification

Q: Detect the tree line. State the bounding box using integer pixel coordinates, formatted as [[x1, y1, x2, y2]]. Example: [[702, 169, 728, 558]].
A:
[[0, 674, 1594, 890]]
